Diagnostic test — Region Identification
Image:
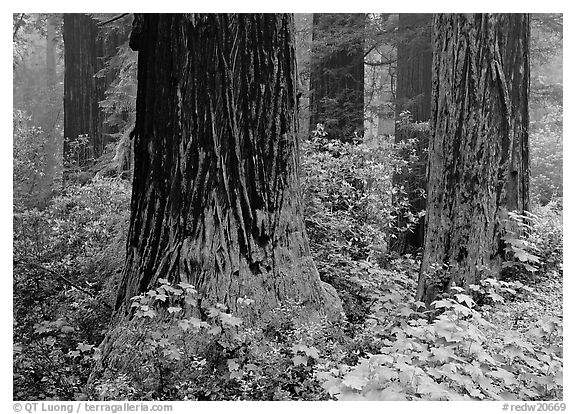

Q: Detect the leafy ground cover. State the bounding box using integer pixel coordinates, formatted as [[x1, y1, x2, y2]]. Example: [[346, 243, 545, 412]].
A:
[[316, 261, 562, 401], [13, 136, 563, 401]]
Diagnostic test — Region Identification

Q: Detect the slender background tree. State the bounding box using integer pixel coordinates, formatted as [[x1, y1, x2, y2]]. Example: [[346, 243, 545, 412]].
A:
[[309, 13, 365, 141], [63, 13, 128, 178], [63, 13, 100, 171], [391, 13, 432, 253], [395, 14, 432, 123]]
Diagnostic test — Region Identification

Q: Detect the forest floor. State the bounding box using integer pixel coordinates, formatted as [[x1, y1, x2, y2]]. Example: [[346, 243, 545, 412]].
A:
[[314, 253, 564, 401], [486, 270, 562, 338], [13, 137, 563, 401]]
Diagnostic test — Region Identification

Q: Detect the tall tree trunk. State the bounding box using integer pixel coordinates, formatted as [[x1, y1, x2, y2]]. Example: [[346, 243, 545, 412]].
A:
[[43, 14, 60, 197], [391, 13, 433, 253], [95, 21, 131, 153], [309, 13, 365, 141], [416, 14, 530, 306], [113, 13, 342, 320], [395, 13, 432, 122], [63, 13, 101, 171], [46, 14, 57, 88]]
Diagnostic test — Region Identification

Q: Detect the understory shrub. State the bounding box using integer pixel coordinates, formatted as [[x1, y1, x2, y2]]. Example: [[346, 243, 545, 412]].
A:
[[530, 106, 562, 206], [90, 280, 345, 401], [389, 112, 428, 253], [13, 177, 131, 400], [13, 110, 53, 208], [317, 276, 562, 401], [501, 201, 563, 283], [301, 135, 389, 323], [301, 131, 426, 323], [13, 113, 563, 402]]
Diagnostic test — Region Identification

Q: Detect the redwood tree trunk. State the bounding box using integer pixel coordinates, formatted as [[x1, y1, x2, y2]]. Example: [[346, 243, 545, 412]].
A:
[[46, 14, 57, 88], [309, 13, 365, 141], [416, 14, 530, 305], [115, 14, 341, 320], [63, 13, 100, 169], [391, 13, 432, 253], [43, 14, 61, 198]]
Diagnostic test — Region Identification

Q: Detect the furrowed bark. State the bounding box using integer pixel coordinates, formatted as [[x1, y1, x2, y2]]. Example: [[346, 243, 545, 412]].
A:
[[115, 13, 342, 319], [416, 13, 530, 305], [63, 14, 100, 168]]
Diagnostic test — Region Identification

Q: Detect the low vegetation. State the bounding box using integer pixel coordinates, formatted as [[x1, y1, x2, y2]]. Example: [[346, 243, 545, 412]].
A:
[[13, 133, 563, 401]]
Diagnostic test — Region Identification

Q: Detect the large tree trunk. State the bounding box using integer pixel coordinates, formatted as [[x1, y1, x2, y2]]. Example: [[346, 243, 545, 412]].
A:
[[113, 13, 341, 320], [63, 13, 101, 170], [416, 14, 530, 306], [391, 13, 433, 253], [309, 13, 365, 141]]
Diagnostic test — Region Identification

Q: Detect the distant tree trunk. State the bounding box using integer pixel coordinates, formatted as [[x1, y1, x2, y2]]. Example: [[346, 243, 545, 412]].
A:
[[40, 13, 62, 202], [391, 13, 433, 253], [95, 22, 131, 153], [395, 14, 433, 122], [46, 15, 57, 88], [112, 13, 342, 321], [416, 14, 530, 306], [309, 13, 365, 141], [63, 13, 100, 172]]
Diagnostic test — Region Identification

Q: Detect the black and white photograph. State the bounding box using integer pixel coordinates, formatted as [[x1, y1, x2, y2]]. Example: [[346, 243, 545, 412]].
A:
[[10, 7, 567, 410]]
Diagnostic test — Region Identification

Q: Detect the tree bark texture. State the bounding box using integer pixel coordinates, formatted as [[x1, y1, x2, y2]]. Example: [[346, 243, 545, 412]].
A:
[[115, 14, 342, 321], [309, 13, 365, 141], [294, 13, 313, 140], [63, 13, 101, 168], [391, 13, 433, 253], [416, 14, 530, 305]]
